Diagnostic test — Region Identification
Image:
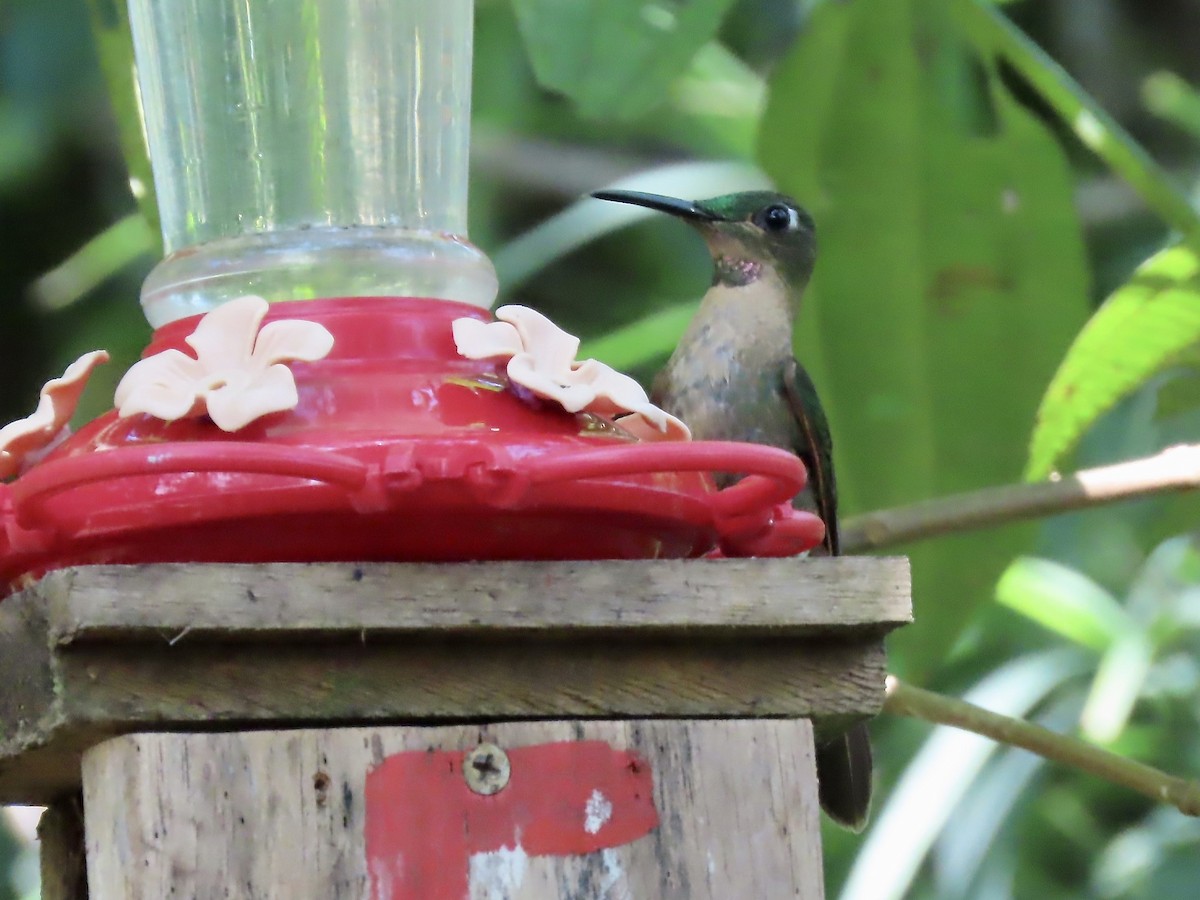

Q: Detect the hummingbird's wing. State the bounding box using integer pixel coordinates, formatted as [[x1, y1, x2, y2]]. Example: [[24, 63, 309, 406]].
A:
[[784, 358, 873, 831], [814, 724, 873, 831], [783, 357, 839, 555]]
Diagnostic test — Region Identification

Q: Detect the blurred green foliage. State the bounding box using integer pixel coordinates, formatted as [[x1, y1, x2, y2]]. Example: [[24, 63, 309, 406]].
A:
[[760, 0, 1091, 671], [2, 0, 1200, 897], [512, 0, 739, 121], [1029, 244, 1200, 480]]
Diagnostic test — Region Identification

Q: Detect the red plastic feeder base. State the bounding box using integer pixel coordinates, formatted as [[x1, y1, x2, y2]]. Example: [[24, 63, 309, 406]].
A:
[[0, 298, 823, 592]]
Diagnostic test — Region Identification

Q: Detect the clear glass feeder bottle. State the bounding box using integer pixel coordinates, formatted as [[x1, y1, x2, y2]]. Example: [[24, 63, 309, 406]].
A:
[[128, 0, 497, 326]]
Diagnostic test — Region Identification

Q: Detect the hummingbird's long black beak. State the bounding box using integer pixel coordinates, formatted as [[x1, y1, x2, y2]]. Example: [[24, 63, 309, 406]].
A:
[[591, 190, 724, 222]]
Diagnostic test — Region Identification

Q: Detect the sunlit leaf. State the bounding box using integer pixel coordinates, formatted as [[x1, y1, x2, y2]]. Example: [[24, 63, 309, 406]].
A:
[[1094, 808, 1200, 897], [758, 0, 1090, 671], [1080, 629, 1154, 744], [30, 214, 155, 311], [841, 650, 1092, 900], [933, 694, 1081, 894], [511, 0, 738, 120], [1128, 535, 1200, 640], [953, 0, 1200, 247], [494, 159, 767, 292], [1143, 71, 1200, 143], [85, 0, 161, 242], [1027, 245, 1200, 480], [996, 557, 1129, 652]]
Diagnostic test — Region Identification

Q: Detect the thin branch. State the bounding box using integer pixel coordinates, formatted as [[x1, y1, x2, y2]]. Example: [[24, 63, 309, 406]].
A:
[[841, 443, 1200, 553], [884, 675, 1200, 817], [954, 0, 1200, 245]]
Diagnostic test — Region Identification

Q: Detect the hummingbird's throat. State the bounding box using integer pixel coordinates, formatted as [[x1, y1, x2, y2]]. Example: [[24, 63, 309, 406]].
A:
[[712, 256, 762, 288]]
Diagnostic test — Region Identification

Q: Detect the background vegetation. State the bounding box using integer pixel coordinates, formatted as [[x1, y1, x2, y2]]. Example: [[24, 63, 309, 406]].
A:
[[3, 0, 1200, 896]]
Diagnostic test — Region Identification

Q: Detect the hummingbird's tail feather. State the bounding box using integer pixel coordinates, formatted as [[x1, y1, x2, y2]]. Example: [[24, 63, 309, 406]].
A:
[[815, 723, 873, 832]]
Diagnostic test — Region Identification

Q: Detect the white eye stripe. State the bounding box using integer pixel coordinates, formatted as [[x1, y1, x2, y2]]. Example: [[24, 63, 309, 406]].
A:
[[787, 207, 800, 231]]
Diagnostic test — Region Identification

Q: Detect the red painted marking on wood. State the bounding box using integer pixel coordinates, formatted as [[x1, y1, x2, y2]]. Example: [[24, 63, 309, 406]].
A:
[[365, 740, 658, 900]]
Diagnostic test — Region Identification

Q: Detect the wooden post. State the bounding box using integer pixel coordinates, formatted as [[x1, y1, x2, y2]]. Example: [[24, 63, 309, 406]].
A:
[[37, 797, 86, 900], [0, 558, 910, 897], [84, 721, 824, 897]]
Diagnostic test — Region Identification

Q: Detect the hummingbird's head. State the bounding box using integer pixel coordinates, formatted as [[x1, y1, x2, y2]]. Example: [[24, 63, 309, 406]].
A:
[[592, 189, 817, 289]]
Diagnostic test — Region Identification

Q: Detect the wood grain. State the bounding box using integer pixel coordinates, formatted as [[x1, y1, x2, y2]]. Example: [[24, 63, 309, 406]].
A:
[[37, 797, 87, 900], [0, 559, 909, 804], [83, 722, 824, 899], [41, 558, 910, 641]]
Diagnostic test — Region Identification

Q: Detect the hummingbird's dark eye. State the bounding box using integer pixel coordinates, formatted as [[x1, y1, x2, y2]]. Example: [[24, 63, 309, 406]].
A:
[[758, 204, 795, 232]]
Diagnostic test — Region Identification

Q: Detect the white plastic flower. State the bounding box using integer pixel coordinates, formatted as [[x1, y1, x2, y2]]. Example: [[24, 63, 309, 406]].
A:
[[453, 305, 690, 440], [115, 295, 334, 432], [0, 350, 109, 479]]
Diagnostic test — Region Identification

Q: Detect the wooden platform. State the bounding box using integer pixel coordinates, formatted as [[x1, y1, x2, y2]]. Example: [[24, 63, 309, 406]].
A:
[[83, 721, 828, 898], [0, 557, 910, 804]]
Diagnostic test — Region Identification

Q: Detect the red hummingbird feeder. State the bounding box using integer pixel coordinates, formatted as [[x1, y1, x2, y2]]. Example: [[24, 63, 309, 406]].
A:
[[0, 0, 823, 593]]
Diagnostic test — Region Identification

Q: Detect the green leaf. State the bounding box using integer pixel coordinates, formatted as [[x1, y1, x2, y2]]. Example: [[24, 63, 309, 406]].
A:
[[493, 159, 767, 292], [1080, 629, 1154, 744], [0, 100, 47, 190], [30, 214, 155, 311], [578, 301, 696, 371], [995, 557, 1129, 651], [953, 0, 1200, 247], [841, 649, 1092, 899], [1143, 71, 1200, 144], [511, 0, 738, 120], [757, 0, 1091, 672], [1027, 244, 1200, 480], [85, 0, 161, 244]]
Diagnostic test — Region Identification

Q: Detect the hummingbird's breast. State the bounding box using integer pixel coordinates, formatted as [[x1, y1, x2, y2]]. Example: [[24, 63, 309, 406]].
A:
[[656, 283, 801, 455]]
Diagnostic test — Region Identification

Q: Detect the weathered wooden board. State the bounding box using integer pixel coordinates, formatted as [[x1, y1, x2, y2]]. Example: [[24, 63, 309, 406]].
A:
[[40, 557, 910, 639], [83, 721, 825, 899], [0, 558, 910, 803]]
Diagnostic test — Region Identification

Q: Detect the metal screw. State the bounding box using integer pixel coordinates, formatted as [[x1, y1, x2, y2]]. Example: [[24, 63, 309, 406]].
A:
[[464, 742, 510, 795]]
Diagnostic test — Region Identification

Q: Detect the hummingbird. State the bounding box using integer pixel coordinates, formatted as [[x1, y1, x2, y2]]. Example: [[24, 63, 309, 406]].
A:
[[592, 188, 872, 831]]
